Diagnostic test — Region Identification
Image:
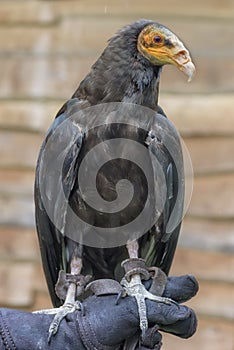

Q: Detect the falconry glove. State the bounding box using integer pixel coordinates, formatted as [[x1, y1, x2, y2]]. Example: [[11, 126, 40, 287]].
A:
[[0, 274, 198, 350]]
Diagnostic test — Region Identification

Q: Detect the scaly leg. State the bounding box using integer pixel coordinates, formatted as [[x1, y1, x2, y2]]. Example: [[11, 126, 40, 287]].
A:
[[34, 256, 91, 342], [121, 240, 176, 336]]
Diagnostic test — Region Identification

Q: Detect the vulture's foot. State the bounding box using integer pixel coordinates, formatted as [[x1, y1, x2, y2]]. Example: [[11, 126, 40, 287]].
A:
[[34, 301, 82, 342], [47, 301, 83, 342], [34, 270, 91, 343], [121, 259, 177, 336]]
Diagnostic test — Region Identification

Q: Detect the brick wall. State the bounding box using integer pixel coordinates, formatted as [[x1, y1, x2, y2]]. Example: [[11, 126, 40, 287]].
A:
[[0, 1, 233, 349]]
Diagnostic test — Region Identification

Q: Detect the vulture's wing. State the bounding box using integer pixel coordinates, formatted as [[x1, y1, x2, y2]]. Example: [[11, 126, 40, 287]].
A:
[[34, 99, 86, 307], [139, 110, 184, 275]]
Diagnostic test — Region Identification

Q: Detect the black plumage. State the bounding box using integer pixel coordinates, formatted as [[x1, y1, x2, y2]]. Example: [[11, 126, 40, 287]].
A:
[[35, 19, 194, 307]]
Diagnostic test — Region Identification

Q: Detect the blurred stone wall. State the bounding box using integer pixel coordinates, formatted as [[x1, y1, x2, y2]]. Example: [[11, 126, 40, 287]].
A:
[[0, 1, 233, 349]]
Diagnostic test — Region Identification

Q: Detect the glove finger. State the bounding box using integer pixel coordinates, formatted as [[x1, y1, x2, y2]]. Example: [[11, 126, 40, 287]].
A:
[[163, 275, 199, 303], [146, 301, 192, 326], [158, 307, 197, 338]]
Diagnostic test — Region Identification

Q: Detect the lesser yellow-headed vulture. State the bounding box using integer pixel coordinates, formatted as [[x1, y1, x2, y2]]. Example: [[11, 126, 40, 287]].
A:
[[34, 19, 195, 340]]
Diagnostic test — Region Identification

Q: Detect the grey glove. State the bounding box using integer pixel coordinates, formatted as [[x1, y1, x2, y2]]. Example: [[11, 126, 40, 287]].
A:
[[0, 274, 198, 350]]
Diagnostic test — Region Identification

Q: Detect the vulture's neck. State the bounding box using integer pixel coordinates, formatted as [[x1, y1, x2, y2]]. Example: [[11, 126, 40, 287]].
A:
[[75, 42, 162, 112]]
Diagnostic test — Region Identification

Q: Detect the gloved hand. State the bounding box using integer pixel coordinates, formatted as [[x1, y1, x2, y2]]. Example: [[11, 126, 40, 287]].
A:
[[0, 274, 198, 350]]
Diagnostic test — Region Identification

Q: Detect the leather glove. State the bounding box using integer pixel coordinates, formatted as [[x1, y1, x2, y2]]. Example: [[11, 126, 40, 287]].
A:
[[0, 274, 198, 350]]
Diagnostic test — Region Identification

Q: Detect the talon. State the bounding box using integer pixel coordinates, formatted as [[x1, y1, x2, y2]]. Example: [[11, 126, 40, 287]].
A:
[[48, 331, 53, 344], [78, 301, 86, 316], [115, 290, 124, 305], [48, 319, 59, 343]]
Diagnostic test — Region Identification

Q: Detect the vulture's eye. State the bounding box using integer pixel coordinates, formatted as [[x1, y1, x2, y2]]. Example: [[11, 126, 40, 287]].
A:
[[153, 35, 162, 44]]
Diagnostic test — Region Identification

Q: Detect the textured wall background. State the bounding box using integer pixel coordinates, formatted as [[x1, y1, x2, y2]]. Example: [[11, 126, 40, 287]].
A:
[[0, 1, 233, 349]]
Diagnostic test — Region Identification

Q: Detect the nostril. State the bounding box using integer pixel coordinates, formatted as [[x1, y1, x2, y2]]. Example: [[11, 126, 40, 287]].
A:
[[178, 50, 188, 59]]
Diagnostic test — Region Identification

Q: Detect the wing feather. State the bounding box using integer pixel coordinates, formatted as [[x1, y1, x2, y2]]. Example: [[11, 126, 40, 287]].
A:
[[34, 101, 85, 306], [140, 112, 184, 275]]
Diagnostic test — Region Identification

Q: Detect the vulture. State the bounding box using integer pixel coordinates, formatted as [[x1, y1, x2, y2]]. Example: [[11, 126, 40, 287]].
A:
[[34, 19, 195, 342]]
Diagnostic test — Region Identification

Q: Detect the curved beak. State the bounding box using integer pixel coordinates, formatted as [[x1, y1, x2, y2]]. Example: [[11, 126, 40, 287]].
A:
[[172, 47, 196, 82]]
